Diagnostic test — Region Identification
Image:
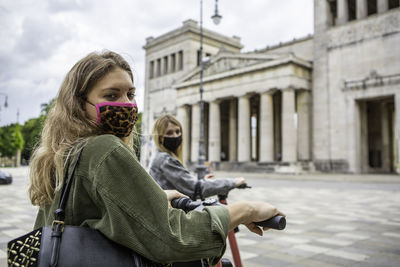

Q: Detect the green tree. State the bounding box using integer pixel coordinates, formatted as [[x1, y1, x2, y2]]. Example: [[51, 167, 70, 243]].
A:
[[12, 124, 24, 150], [0, 123, 24, 158], [20, 98, 54, 162], [0, 126, 13, 157]]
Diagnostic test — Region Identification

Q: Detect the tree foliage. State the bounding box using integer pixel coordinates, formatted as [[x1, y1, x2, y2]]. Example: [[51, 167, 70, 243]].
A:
[[0, 123, 25, 158], [0, 98, 54, 163]]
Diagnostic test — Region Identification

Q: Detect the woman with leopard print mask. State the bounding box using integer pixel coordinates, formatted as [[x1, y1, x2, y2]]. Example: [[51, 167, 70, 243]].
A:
[[28, 51, 284, 265]]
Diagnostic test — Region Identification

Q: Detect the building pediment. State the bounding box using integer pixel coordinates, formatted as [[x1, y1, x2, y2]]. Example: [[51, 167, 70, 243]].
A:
[[179, 52, 283, 84], [175, 52, 311, 89]]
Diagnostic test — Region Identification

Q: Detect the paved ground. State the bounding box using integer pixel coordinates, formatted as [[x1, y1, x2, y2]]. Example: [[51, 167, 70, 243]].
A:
[[1, 167, 400, 267]]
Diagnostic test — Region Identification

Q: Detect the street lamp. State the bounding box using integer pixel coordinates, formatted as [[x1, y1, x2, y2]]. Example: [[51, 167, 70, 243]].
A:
[[211, 0, 222, 25], [0, 93, 8, 109], [196, 0, 222, 182]]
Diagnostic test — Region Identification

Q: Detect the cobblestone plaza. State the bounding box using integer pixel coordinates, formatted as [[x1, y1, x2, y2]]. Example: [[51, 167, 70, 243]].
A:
[[1, 167, 399, 266]]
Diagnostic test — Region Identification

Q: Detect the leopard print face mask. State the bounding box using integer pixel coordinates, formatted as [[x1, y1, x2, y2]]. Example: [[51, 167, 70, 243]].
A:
[[88, 101, 138, 138]]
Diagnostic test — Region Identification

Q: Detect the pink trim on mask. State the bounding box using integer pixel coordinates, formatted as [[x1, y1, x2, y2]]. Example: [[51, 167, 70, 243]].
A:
[[95, 102, 137, 124]]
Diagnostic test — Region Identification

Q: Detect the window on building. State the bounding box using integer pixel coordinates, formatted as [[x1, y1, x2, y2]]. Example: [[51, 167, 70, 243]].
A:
[[367, 0, 377, 15], [328, 0, 337, 26], [150, 61, 154, 79], [163, 56, 168, 75], [348, 0, 357, 21], [178, 50, 183, 70], [389, 0, 399, 9], [171, 53, 176, 72], [156, 58, 161, 77]]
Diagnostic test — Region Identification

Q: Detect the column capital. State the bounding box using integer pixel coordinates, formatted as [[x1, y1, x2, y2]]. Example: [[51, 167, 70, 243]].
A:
[[281, 86, 296, 92], [238, 92, 255, 99], [177, 104, 191, 109], [260, 89, 277, 96], [192, 102, 201, 107], [209, 98, 222, 104]]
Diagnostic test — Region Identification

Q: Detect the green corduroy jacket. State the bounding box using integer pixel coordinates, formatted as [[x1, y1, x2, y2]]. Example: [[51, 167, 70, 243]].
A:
[[34, 134, 229, 264]]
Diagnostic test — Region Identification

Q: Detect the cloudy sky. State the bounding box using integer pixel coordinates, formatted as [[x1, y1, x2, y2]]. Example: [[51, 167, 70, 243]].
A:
[[0, 0, 313, 126]]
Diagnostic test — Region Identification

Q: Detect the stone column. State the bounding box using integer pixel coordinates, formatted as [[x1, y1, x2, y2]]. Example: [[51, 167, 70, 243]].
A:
[[208, 100, 221, 162], [347, 98, 359, 173], [191, 103, 200, 162], [259, 92, 274, 162], [297, 91, 311, 161], [395, 93, 400, 174], [381, 102, 391, 172], [282, 89, 297, 162], [357, 0, 368, 19], [160, 58, 165, 76], [337, 0, 349, 25], [229, 99, 237, 162], [359, 102, 369, 173], [238, 96, 251, 162], [172, 54, 177, 73], [378, 0, 389, 13], [177, 105, 190, 164]]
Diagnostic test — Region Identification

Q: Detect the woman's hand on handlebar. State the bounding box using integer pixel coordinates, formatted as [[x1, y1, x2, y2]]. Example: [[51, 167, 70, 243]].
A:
[[227, 201, 285, 236], [234, 177, 246, 187], [164, 190, 188, 207], [244, 202, 285, 236]]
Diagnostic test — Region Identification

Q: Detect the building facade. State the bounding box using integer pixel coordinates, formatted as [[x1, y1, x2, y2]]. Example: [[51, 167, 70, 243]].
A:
[[142, 0, 400, 174]]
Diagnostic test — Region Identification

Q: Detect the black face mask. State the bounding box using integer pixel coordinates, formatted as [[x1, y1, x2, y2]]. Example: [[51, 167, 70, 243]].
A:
[[163, 136, 182, 152]]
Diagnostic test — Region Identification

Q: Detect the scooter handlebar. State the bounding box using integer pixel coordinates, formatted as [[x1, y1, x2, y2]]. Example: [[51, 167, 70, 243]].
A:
[[171, 197, 286, 230], [254, 215, 286, 230]]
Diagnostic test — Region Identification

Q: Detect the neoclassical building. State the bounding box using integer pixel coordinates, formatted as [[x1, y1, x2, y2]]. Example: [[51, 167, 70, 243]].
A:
[[142, 0, 400, 174]]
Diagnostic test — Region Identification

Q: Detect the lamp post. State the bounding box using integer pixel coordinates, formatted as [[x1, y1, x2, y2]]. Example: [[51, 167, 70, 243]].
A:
[[0, 93, 8, 122], [0, 93, 8, 109], [196, 0, 222, 181]]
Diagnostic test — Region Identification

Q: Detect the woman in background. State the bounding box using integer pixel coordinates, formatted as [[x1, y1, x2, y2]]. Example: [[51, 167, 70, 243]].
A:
[[150, 114, 247, 200]]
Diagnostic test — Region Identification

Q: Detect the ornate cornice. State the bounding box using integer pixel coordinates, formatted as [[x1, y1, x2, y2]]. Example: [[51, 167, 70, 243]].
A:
[[342, 70, 400, 91]]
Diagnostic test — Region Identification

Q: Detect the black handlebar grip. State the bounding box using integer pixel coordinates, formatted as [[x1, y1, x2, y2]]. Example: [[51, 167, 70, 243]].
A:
[[237, 184, 252, 189], [254, 215, 286, 230], [171, 198, 190, 210], [171, 197, 203, 213]]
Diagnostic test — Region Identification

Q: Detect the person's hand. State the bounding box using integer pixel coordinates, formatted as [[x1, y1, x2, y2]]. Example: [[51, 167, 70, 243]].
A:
[[244, 201, 285, 236], [205, 173, 215, 179], [227, 201, 285, 236], [234, 177, 246, 187], [164, 190, 188, 207]]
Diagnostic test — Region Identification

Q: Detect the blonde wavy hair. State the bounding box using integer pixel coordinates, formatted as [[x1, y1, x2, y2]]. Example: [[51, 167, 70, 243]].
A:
[[152, 114, 184, 164], [29, 51, 134, 206]]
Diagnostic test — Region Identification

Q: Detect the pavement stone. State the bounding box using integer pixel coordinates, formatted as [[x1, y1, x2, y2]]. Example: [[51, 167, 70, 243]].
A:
[[1, 166, 400, 266]]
